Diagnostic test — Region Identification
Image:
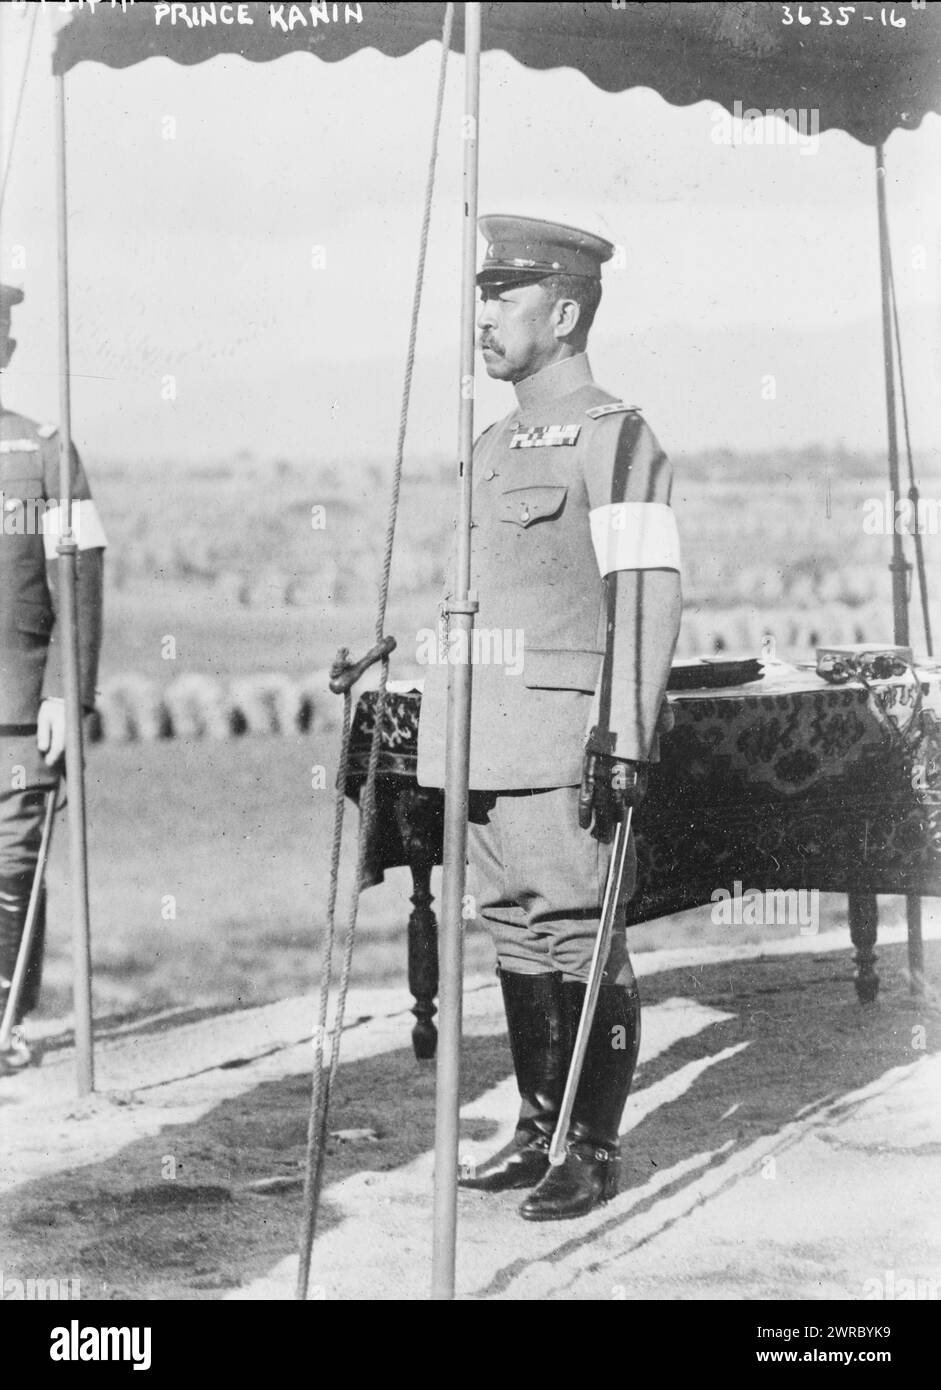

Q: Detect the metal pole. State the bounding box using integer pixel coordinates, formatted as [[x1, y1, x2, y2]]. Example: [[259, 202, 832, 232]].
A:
[[875, 145, 923, 1000], [54, 72, 94, 1095], [874, 144, 910, 648], [431, 0, 480, 1302]]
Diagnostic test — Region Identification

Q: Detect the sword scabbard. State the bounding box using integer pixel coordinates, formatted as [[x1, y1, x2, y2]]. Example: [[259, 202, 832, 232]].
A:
[[548, 807, 633, 1165]]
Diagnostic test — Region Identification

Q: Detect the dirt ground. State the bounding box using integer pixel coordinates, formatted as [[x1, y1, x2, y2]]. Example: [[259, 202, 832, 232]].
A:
[[2, 933, 938, 1301]]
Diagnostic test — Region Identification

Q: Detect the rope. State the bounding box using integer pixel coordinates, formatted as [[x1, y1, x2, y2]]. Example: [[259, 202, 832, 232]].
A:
[[295, 1, 455, 1300], [0, 1, 39, 224], [887, 246, 933, 656]]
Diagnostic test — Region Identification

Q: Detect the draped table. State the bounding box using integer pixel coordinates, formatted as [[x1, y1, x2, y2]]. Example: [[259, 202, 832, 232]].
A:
[[345, 663, 941, 1057]]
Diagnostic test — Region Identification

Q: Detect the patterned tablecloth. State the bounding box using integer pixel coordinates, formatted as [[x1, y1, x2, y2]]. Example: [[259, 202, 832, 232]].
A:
[[344, 663, 941, 924]]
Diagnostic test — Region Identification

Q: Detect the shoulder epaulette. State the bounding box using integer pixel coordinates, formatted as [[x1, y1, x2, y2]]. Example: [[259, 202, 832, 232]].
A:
[[585, 402, 641, 420], [37, 423, 58, 439]]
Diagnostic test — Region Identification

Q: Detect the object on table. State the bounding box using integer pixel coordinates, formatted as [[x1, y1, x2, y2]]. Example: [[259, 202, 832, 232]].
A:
[[667, 656, 764, 690]]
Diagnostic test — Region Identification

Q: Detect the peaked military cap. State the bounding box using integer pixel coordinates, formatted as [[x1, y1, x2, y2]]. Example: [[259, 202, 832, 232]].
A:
[[0, 283, 25, 312], [477, 215, 615, 290]]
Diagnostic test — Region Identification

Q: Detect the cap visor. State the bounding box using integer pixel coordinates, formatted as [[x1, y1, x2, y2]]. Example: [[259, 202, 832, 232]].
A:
[[475, 267, 554, 290]]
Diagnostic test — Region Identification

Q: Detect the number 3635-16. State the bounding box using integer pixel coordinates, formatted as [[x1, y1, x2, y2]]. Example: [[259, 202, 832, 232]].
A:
[[780, 5, 910, 25]]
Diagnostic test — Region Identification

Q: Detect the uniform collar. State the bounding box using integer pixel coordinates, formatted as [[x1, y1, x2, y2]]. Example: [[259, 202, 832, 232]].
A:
[[513, 352, 593, 417]]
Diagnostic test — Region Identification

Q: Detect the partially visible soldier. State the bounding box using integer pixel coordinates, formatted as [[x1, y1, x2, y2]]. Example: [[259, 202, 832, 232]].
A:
[[0, 283, 106, 1073], [417, 216, 682, 1220]]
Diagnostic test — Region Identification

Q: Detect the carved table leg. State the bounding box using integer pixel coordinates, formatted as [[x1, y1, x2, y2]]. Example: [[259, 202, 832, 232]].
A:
[[848, 893, 879, 1003], [408, 862, 439, 1059]]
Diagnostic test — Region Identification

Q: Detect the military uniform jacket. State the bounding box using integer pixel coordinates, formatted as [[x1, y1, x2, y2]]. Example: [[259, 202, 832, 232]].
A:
[[0, 406, 105, 726], [416, 353, 682, 791]]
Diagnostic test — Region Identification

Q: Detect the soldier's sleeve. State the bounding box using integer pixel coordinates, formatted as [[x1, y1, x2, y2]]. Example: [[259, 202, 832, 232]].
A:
[[582, 412, 682, 763], [39, 432, 106, 712]]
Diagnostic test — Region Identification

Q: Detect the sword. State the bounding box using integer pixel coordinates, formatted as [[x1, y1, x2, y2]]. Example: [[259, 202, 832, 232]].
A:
[[548, 806, 633, 1166], [0, 782, 59, 1052]]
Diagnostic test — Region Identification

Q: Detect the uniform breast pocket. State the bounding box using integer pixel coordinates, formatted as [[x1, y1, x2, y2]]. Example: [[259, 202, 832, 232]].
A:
[[499, 485, 567, 529]]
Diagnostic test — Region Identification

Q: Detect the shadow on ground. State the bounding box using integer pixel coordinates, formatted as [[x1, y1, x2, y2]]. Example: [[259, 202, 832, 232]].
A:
[[2, 941, 937, 1299]]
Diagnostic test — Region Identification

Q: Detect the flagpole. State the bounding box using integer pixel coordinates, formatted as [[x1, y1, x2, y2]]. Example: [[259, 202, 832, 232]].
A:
[[431, 0, 480, 1302], [54, 71, 94, 1094]]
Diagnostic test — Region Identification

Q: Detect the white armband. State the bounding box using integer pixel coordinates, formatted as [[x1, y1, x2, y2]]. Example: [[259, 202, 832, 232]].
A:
[[588, 502, 680, 577], [41, 500, 108, 559]]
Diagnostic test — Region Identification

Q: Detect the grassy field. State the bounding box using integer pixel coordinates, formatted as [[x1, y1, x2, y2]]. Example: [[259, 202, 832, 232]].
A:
[[35, 445, 941, 1020]]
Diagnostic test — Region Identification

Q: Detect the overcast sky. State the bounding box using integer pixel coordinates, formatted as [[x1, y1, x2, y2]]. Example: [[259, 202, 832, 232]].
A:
[[1, 3, 939, 463]]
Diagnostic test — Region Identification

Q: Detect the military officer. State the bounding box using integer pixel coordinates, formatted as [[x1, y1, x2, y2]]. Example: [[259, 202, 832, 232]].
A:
[[0, 283, 106, 1073], [417, 216, 682, 1220]]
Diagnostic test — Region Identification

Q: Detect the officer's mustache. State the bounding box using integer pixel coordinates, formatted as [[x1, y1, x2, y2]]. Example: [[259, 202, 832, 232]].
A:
[[478, 336, 504, 355]]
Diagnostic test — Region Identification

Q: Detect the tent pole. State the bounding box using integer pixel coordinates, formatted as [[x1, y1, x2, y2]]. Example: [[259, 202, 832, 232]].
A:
[[874, 143, 909, 648], [54, 72, 94, 1094], [875, 143, 923, 1000], [431, 0, 480, 1302]]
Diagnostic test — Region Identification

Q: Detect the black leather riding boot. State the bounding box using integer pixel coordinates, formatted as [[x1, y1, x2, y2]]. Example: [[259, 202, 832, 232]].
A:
[[460, 969, 566, 1192], [0, 872, 45, 1024], [519, 979, 641, 1221]]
